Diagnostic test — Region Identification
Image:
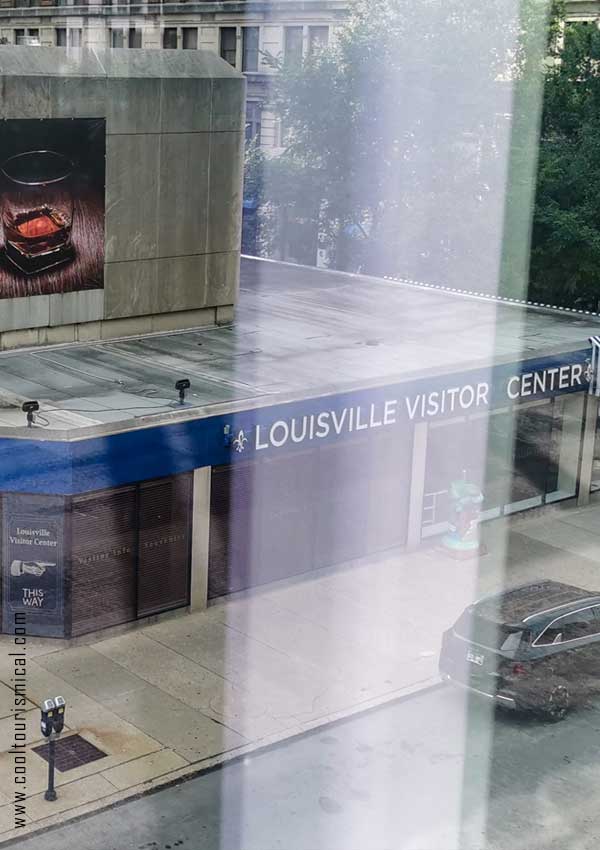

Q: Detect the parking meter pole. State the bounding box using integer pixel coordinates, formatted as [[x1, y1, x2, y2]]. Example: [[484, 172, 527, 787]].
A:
[[44, 737, 57, 802], [40, 695, 64, 802]]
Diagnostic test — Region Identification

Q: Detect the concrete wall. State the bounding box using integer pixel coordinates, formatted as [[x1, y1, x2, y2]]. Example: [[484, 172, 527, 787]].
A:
[[0, 46, 245, 349]]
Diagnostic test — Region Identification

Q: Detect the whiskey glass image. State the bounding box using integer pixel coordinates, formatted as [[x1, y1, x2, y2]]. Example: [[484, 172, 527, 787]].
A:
[[1, 150, 75, 275]]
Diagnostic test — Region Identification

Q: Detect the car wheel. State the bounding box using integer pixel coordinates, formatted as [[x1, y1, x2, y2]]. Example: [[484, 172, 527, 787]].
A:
[[546, 684, 570, 722]]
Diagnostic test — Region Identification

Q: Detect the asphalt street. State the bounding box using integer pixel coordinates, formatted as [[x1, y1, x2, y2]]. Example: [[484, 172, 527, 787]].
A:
[[12, 682, 600, 850]]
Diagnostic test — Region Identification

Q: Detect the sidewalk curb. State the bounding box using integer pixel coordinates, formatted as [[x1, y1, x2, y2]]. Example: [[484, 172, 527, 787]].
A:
[[0, 677, 443, 846]]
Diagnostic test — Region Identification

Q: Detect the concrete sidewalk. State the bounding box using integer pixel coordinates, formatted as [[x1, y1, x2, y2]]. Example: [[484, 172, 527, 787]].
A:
[[0, 500, 599, 843]]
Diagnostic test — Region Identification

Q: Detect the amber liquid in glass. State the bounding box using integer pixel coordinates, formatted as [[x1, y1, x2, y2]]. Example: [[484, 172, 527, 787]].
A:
[[4, 206, 70, 258]]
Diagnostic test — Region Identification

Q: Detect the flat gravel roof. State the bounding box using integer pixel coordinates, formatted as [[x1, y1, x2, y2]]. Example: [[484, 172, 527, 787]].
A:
[[0, 256, 596, 438]]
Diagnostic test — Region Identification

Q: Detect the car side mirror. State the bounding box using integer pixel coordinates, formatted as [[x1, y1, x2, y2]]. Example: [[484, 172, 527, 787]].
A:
[[552, 633, 563, 645]]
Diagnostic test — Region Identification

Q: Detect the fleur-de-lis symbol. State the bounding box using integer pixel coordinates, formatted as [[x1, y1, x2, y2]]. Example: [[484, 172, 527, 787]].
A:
[[233, 430, 248, 453], [584, 359, 594, 384]]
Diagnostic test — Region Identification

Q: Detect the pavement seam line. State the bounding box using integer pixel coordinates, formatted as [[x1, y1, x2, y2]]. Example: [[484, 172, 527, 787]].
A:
[[91, 634, 254, 741]]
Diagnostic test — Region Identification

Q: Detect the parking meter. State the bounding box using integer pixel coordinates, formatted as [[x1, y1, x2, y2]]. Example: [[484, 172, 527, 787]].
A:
[[41, 698, 55, 738], [40, 696, 65, 802], [53, 696, 65, 735]]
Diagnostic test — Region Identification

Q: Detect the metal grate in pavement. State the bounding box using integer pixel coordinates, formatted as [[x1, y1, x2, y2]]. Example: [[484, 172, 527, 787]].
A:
[[33, 734, 107, 772]]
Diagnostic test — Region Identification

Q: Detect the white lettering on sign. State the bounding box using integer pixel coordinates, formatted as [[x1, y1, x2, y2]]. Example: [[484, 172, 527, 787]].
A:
[[255, 402, 399, 452], [22, 588, 45, 607], [250, 363, 585, 453], [507, 363, 583, 400], [383, 400, 397, 425], [316, 411, 330, 437], [9, 525, 57, 547], [404, 382, 489, 420]]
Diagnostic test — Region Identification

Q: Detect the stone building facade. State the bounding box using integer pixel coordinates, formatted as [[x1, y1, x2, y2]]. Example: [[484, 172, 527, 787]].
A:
[[0, 46, 245, 347], [0, 0, 350, 152]]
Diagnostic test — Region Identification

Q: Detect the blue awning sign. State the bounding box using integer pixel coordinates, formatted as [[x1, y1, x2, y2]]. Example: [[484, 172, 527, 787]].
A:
[[0, 348, 590, 495]]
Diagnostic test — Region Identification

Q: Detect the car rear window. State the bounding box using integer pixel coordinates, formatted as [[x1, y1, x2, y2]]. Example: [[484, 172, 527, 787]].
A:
[[455, 609, 524, 651]]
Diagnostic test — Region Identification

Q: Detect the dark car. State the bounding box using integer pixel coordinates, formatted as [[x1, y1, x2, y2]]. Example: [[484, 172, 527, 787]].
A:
[[439, 580, 600, 721]]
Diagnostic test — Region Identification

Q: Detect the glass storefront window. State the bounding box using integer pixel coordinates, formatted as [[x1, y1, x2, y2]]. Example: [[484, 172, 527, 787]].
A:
[[590, 404, 600, 493], [423, 395, 584, 536], [505, 401, 552, 513], [423, 416, 488, 535], [546, 393, 583, 503]]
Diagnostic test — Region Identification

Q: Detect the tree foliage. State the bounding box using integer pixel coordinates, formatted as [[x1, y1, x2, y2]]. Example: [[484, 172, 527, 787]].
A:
[[261, 0, 534, 276], [252, 0, 583, 300], [529, 14, 600, 309]]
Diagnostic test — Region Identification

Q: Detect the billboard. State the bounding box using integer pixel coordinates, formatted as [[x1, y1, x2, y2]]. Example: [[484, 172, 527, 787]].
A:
[[0, 118, 105, 298], [2, 494, 65, 637]]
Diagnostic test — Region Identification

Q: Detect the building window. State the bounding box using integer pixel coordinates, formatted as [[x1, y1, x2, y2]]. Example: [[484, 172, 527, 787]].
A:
[[284, 26, 303, 65], [55, 27, 67, 47], [69, 28, 82, 48], [15, 27, 40, 45], [245, 102, 262, 144], [163, 27, 177, 50], [129, 27, 141, 48], [182, 27, 197, 50], [242, 26, 259, 72], [111, 28, 125, 48], [220, 27, 237, 68], [220, 27, 237, 66], [112, 27, 140, 48], [308, 25, 329, 54], [279, 115, 291, 147]]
